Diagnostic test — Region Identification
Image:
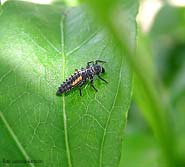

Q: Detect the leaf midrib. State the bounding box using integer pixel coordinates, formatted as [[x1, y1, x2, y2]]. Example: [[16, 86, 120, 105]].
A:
[[60, 14, 72, 167]]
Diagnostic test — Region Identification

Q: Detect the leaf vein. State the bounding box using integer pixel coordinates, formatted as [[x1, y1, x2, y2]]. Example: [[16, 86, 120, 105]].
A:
[[0, 111, 35, 167], [66, 29, 99, 56], [99, 57, 124, 167], [60, 15, 72, 167]]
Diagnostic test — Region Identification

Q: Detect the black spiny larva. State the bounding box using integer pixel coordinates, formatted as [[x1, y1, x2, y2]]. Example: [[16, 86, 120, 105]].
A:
[[56, 60, 108, 96]]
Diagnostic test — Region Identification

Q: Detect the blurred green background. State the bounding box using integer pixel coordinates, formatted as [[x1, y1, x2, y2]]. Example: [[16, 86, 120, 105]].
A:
[[124, 1, 185, 167]]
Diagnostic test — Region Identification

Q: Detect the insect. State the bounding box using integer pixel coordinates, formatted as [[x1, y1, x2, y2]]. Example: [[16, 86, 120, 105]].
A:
[[56, 60, 108, 96]]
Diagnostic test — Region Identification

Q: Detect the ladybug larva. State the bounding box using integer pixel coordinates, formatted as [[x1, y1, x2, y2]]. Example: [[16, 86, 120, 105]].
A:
[[56, 60, 108, 96]]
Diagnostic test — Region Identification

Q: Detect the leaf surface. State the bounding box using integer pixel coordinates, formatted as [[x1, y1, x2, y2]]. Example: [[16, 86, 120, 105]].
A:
[[0, 1, 134, 167]]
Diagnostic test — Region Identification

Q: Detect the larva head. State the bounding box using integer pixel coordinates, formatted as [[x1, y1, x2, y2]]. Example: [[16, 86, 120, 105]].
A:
[[93, 64, 105, 75]]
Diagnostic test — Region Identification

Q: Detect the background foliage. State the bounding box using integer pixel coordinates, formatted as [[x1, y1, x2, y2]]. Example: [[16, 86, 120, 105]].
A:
[[122, 2, 185, 167]]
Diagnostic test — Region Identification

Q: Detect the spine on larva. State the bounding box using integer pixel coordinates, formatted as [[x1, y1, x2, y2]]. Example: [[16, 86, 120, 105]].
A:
[[56, 78, 72, 95], [56, 73, 78, 96]]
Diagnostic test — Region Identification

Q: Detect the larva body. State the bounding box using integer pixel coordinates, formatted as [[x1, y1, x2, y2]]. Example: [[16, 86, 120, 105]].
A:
[[56, 60, 107, 96]]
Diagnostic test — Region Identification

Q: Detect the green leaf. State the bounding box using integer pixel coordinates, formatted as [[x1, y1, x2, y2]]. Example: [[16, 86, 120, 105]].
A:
[[150, 5, 185, 86], [85, 0, 177, 166], [0, 1, 133, 167], [150, 4, 185, 39]]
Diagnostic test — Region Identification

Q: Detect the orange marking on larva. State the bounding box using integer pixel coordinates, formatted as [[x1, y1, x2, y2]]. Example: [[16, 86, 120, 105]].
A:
[[72, 76, 82, 86]]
